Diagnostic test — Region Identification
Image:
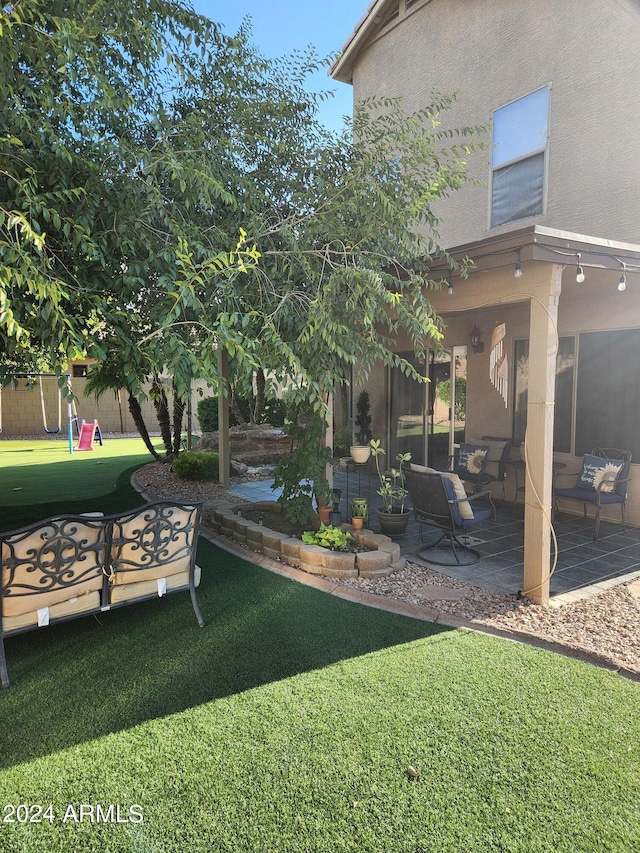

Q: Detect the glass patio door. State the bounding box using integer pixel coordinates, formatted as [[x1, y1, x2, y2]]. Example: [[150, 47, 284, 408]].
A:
[[389, 347, 466, 468], [389, 351, 427, 465], [427, 347, 467, 469]]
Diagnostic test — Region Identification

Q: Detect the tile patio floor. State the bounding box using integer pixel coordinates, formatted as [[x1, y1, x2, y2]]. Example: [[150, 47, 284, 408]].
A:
[[228, 469, 640, 603]]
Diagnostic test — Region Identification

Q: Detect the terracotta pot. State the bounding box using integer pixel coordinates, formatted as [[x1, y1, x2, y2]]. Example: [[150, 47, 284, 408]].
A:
[[350, 445, 371, 464], [351, 516, 364, 531], [318, 505, 331, 524]]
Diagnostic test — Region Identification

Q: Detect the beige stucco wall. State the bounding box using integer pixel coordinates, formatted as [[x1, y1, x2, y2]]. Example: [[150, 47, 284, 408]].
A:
[[357, 261, 640, 525], [349, 0, 640, 247], [0, 369, 208, 437]]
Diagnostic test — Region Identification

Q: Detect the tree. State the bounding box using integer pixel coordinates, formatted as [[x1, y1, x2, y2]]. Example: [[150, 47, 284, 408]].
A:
[[1, 2, 484, 466]]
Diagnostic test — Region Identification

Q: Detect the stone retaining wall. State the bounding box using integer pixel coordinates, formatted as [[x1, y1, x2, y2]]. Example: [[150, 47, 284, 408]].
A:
[[209, 501, 405, 579]]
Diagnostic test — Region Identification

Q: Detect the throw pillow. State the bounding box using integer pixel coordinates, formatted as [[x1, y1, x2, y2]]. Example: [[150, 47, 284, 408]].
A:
[[577, 454, 624, 493], [410, 464, 473, 519], [458, 444, 488, 476]]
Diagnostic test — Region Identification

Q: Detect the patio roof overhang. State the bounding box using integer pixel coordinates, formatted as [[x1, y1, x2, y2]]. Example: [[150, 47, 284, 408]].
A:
[[420, 225, 640, 606], [425, 224, 640, 281]]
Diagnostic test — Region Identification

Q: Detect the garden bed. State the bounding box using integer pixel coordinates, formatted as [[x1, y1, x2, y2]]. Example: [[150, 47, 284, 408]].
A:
[[208, 501, 405, 580]]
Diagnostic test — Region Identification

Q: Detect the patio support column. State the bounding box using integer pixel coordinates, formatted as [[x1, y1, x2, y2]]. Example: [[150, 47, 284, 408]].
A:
[[523, 265, 562, 605], [217, 346, 230, 488], [325, 390, 334, 489]]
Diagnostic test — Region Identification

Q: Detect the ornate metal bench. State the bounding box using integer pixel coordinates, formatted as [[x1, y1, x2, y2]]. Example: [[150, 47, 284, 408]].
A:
[[1, 501, 204, 688]]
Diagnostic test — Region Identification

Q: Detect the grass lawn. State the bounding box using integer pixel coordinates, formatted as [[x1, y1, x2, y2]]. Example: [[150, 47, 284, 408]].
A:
[[0, 539, 638, 852], [0, 441, 638, 851], [0, 437, 162, 527]]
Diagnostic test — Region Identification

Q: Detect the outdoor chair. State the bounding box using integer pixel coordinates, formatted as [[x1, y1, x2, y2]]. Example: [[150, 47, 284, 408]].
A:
[[405, 466, 496, 566], [450, 436, 511, 498], [553, 447, 632, 540]]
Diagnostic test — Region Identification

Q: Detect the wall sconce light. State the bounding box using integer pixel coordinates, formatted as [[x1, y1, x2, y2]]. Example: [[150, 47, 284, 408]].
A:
[[514, 248, 523, 278], [576, 252, 585, 283], [618, 264, 627, 292], [470, 325, 484, 353]]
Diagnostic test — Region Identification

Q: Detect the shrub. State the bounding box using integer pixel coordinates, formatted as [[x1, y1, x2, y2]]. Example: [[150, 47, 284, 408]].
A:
[[197, 395, 287, 432], [302, 525, 353, 552], [173, 451, 219, 481], [197, 397, 219, 432]]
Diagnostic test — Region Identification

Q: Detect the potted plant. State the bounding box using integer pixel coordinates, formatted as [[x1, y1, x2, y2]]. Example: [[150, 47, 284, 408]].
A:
[[314, 482, 334, 524], [370, 438, 412, 535], [350, 390, 372, 464]]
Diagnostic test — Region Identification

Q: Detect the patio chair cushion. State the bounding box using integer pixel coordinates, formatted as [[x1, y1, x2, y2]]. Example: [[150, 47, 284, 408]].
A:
[[575, 454, 629, 495], [457, 444, 489, 477], [109, 565, 201, 605], [467, 436, 509, 464], [411, 464, 473, 519], [554, 486, 625, 505], [440, 476, 493, 528]]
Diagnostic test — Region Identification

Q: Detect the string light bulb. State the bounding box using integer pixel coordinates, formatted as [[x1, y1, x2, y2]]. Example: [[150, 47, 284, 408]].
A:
[[447, 278, 453, 295], [576, 253, 585, 283], [514, 248, 523, 278], [618, 269, 627, 292]]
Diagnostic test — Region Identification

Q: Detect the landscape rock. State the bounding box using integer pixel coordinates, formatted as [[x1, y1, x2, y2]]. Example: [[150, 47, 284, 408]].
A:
[[193, 424, 292, 465]]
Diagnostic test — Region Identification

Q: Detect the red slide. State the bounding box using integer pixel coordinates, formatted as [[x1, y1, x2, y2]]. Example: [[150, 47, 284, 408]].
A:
[[76, 420, 98, 451]]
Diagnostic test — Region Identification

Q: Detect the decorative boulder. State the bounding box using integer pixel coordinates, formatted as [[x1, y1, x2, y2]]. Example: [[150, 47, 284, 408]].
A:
[[193, 423, 292, 465]]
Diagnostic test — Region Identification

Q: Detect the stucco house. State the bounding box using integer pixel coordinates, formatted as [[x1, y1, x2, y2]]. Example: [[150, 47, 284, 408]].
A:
[[330, 0, 640, 603]]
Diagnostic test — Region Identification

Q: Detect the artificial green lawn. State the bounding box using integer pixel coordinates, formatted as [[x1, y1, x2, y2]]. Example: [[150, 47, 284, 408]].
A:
[[0, 437, 163, 528], [0, 537, 638, 852], [0, 442, 638, 851]]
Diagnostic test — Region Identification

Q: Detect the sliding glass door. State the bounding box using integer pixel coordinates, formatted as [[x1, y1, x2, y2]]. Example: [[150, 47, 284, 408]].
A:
[[427, 347, 467, 469], [389, 347, 467, 469]]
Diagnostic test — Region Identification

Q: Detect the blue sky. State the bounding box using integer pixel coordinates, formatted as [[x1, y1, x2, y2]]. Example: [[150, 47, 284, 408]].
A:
[[189, 0, 368, 131]]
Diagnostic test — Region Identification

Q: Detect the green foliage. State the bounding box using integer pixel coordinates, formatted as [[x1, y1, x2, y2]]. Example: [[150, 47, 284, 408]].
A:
[[272, 392, 333, 525], [370, 439, 412, 513], [437, 377, 466, 421], [354, 390, 372, 445], [333, 425, 353, 457], [197, 394, 286, 433], [172, 451, 219, 481], [197, 397, 220, 432], [0, 0, 485, 437], [261, 397, 286, 428], [302, 524, 353, 552]]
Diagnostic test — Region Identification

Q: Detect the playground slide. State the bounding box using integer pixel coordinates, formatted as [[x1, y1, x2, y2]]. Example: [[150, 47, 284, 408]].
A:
[[76, 420, 98, 451]]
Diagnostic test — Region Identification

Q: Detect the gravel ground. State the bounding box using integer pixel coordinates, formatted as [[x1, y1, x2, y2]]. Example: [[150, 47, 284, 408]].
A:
[[135, 461, 640, 676]]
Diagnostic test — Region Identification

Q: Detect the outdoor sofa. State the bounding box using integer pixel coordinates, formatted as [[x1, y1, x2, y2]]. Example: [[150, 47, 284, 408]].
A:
[[0, 500, 204, 687]]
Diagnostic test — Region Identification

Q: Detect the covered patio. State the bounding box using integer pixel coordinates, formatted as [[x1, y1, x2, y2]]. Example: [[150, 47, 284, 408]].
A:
[[227, 468, 640, 604]]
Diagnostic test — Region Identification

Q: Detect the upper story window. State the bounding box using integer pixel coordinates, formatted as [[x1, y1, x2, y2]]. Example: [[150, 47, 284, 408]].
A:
[[490, 86, 549, 228]]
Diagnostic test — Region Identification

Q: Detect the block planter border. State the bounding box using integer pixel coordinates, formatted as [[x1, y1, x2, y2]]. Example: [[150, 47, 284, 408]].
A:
[[210, 501, 405, 579]]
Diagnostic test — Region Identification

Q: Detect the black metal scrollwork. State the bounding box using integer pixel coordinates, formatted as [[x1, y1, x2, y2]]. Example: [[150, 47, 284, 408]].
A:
[[2, 518, 106, 598]]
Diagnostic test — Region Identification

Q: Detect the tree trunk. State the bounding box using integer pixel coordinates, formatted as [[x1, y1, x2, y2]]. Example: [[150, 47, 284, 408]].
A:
[[172, 385, 185, 455], [152, 376, 172, 456], [253, 368, 266, 424], [230, 390, 246, 425], [128, 393, 162, 460]]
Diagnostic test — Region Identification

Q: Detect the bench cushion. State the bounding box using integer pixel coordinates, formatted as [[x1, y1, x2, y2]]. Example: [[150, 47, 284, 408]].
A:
[[2, 590, 101, 632], [109, 505, 198, 585], [109, 564, 201, 605]]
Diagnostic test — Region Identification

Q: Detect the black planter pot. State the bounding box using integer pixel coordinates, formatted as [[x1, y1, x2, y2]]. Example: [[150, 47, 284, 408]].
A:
[[376, 509, 410, 536]]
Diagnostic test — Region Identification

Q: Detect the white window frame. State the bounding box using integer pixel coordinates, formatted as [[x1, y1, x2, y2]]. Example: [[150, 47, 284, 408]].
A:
[[489, 85, 551, 229]]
